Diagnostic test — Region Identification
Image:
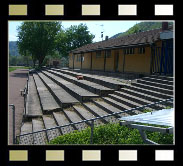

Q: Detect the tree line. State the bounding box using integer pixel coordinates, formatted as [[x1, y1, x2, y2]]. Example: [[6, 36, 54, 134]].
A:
[[16, 22, 95, 67]]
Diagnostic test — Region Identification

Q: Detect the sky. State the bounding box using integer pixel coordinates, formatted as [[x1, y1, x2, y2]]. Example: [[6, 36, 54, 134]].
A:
[[8, 21, 141, 42]]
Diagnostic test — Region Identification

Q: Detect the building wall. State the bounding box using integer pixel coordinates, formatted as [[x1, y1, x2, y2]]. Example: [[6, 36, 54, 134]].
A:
[[124, 46, 152, 74], [92, 51, 105, 70], [105, 50, 115, 71], [82, 52, 91, 69], [69, 53, 73, 68], [69, 40, 163, 74]]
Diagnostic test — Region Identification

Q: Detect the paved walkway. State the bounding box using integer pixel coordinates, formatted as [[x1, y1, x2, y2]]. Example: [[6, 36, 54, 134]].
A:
[[9, 69, 28, 144]]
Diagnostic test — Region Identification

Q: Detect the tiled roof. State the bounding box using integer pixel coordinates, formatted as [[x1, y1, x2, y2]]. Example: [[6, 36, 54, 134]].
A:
[[71, 26, 173, 54]]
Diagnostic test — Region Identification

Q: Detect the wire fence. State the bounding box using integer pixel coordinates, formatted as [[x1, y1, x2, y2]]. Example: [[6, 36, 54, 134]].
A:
[[16, 98, 173, 145]]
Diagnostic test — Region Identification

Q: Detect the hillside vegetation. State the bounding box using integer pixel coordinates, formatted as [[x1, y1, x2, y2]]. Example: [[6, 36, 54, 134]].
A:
[[111, 22, 173, 39], [9, 41, 20, 56]]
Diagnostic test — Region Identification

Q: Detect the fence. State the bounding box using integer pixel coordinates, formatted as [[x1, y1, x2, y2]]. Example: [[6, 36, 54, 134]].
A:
[[15, 98, 173, 145]]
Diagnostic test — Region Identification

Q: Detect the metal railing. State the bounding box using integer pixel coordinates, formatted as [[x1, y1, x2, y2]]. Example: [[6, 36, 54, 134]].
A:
[[23, 73, 29, 115], [16, 98, 173, 145], [9, 104, 16, 144]]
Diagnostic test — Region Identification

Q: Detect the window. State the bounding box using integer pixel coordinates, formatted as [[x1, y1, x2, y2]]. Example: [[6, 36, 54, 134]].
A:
[[106, 50, 111, 58], [124, 48, 134, 55], [96, 51, 101, 58], [138, 47, 145, 54]]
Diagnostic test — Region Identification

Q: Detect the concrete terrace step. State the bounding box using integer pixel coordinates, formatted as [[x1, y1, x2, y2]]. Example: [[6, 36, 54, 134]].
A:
[[92, 100, 127, 118], [32, 118, 47, 145], [82, 102, 111, 123], [124, 84, 172, 99], [131, 82, 173, 95], [51, 68, 124, 90], [53, 112, 75, 135], [42, 115, 61, 142], [137, 79, 173, 90], [120, 88, 169, 102], [19, 122, 33, 145], [113, 91, 164, 110], [108, 94, 141, 108], [25, 75, 42, 118], [73, 105, 104, 126], [102, 97, 132, 112], [150, 75, 174, 81], [142, 76, 173, 85], [33, 74, 60, 114], [37, 71, 79, 108], [41, 70, 98, 102], [46, 69, 114, 96], [63, 108, 88, 131]]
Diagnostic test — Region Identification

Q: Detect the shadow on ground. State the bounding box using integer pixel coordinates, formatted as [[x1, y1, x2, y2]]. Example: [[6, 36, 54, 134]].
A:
[[11, 72, 28, 78]]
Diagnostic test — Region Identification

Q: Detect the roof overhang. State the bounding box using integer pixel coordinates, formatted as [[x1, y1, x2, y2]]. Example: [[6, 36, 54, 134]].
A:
[[160, 30, 173, 40], [72, 43, 151, 54]]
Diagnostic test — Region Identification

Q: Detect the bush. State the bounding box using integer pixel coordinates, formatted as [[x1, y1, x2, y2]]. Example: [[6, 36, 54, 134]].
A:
[[48, 123, 173, 145]]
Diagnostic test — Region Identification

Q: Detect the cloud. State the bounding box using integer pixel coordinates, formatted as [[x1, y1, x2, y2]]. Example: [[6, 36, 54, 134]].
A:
[[9, 34, 18, 41]]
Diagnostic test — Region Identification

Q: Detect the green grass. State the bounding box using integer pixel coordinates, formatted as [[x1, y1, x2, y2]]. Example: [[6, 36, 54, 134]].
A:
[[48, 123, 173, 145], [9, 66, 31, 72]]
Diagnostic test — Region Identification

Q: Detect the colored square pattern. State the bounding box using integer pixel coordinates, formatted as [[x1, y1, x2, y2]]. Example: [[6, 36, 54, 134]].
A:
[[45, 5, 64, 15], [118, 5, 137, 15], [155, 150, 174, 161], [46, 150, 64, 161], [82, 150, 101, 161], [155, 5, 174, 15], [7, 4, 174, 16], [9, 5, 27, 16], [82, 5, 100, 15], [9, 150, 28, 161], [119, 150, 138, 161]]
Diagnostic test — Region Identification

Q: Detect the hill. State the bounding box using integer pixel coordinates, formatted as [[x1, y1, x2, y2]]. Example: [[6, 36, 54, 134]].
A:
[[110, 22, 173, 39], [9, 41, 20, 56]]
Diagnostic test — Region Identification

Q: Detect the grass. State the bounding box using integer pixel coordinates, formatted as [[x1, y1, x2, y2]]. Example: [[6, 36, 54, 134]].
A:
[[9, 66, 31, 72], [48, 123, 173, 145]]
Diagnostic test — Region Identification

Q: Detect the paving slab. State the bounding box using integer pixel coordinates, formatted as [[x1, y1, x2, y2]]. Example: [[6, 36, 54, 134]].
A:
[[37, 71, 79, 107], [83, 102, 114, 123], [63, 108, 88, 131], [42, 70, 98, 101], [108, 94, 142, 108], [19, 122, 33, 145], [93, 100, 125, 118], [73, 105, 104, 126], [33, 73, 60, 113], [102, 97, 132, 111], [42, 115, 61, 141], [53, 112, 75, 134], [32, 118, 47, 145]]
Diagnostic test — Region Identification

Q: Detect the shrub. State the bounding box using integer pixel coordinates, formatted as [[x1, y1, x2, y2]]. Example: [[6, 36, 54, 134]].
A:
[[48, 123, 173, 145]]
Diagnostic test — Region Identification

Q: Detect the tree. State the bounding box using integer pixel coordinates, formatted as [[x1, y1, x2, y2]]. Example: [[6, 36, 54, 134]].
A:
[[56, 24, 95, 57], [17, 22, 61, 67]]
